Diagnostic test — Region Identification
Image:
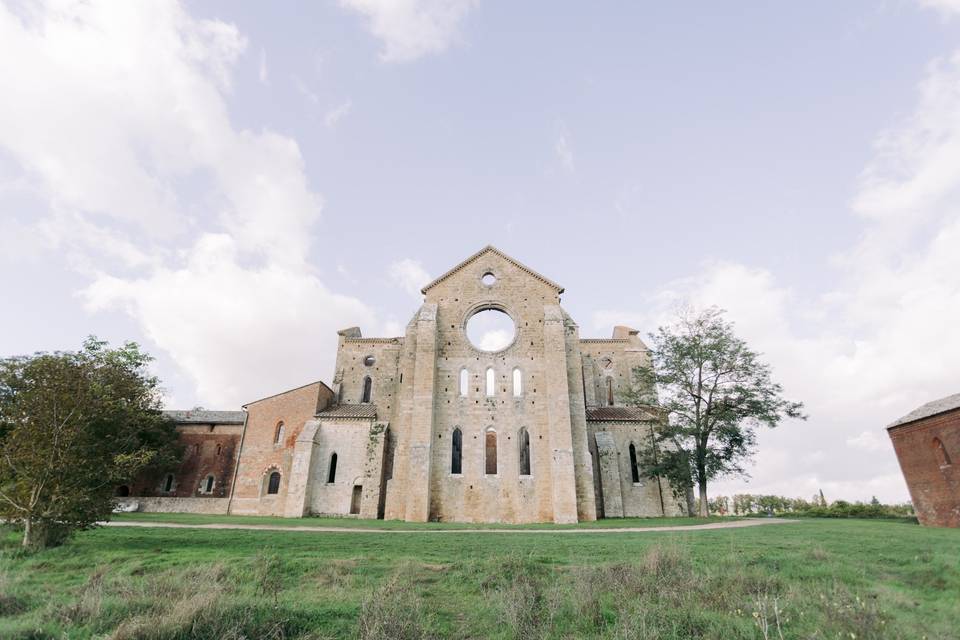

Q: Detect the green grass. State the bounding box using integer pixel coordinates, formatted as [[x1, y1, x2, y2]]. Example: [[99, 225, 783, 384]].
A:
[[111, 511, 736, 529], [1, 518, 957, 639]]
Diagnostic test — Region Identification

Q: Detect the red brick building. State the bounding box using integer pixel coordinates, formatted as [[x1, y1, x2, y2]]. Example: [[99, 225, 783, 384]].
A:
[[119, 410, 245, 499], [887, 393, 960, 528]]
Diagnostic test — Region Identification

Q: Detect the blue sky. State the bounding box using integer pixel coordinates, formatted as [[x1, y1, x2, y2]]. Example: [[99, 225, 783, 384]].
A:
[[3, 0, 960, 502]]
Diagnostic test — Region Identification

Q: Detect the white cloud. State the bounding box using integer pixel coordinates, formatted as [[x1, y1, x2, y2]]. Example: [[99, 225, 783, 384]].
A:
[[0, 0, 374, 407], [846, 431, 890, 453], [340, 0, 477, 63], [478, 329, 512, 352], [258, 47, 268, 84], [324, 99, 353, 128], [591, 48, 960, 501], [917, 0, 960, 17], [84, 235, 374, 407], [388, 258, 430, 298]]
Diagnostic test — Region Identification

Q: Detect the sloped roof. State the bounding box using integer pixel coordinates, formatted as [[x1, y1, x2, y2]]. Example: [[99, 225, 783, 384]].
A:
[[317, 404, 377, 419], [163, 410, 246, 425], [888, 392, 960, 429], [586, 407, 658, 422], [241, 380, 332, 408], [421, 245, 564, 294]]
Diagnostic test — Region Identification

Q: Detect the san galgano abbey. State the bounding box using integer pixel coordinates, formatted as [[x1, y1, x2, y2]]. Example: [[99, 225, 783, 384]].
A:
[[118, 247, 687, 523]]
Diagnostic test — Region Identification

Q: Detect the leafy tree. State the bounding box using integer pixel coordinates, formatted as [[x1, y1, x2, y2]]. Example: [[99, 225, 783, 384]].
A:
[[0, 338, 180, 548], [625, 307, 805, 517]]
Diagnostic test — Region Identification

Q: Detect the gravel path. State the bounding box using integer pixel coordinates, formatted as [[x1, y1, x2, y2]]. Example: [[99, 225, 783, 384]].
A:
[[104, 518, 796, 534]]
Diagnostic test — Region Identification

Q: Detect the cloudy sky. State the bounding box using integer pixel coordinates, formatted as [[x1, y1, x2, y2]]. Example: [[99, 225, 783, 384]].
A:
[[3, 0, 960, 503]]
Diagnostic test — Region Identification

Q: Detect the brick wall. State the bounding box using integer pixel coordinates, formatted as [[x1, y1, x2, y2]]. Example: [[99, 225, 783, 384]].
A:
[[230, 382, 334, 515], [126, 423, 241, 499], [888, 409, 960, 527]]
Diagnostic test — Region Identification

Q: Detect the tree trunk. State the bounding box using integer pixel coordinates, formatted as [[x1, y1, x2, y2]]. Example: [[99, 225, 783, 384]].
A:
[[685, 485, 696, 516], [22, 517, 35, 548], [697, 479, 709, 517], [21, 517, 48, 549]]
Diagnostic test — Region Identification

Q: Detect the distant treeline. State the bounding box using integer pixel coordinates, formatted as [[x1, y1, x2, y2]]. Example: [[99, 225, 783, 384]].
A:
[[709, 494, 915, 520]]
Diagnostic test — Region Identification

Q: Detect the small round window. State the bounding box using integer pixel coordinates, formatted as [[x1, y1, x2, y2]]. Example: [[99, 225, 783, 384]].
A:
[[481, 272, 496, 287], [466, 308, 516, 352], [363, 355, 376, 366]]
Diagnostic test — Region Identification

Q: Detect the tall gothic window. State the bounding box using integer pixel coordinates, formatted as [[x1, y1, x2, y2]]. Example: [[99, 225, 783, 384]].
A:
[[459, 368, 469, 397], [607, 378, 614, 406], [629, 443, 640, 483], [267, 471, 281, 495], [486, 368, 495, 397], [327, 453, 338, 483], [485, 428, 498, 475], [162, 473, 174, 493], [512, 368, 522, 397], [451, 428, 463, 474], [361, 376, 373, 403], [518, 427, 531, 476], [274, 421, 285, 444]]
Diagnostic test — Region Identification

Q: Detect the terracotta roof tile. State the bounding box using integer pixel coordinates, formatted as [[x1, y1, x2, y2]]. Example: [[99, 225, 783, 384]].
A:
[[317, 404, 378, 419], [585, 406, 657, 422]]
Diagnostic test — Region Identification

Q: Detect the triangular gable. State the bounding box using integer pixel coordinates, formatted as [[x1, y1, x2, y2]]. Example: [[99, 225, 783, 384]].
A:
[[420, 245, 564, 294]]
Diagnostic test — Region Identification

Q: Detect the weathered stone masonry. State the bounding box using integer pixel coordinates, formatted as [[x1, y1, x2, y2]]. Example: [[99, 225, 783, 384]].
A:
[[122, 247, 687, 522]]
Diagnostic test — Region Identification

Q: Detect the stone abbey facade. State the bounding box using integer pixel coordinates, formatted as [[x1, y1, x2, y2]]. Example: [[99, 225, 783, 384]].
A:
[[120, 247, 686, 522]]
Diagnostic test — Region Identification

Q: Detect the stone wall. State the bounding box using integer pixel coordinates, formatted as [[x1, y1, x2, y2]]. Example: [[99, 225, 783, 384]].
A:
[[888, 409, 960, 527], [308, 418, 386, 516], [115, 497, 230, 514], [378, 248, 597, 523], [335, 336, 402, 412], [587, 420, 685, 517]]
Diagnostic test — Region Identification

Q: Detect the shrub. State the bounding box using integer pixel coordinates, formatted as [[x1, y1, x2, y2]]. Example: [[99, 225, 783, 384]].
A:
[[357, 573, 431, 640], [499, 574, 546, 640]]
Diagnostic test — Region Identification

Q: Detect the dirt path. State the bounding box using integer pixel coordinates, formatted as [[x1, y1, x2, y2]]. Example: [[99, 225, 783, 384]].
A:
[[104, 518, 796, 534]]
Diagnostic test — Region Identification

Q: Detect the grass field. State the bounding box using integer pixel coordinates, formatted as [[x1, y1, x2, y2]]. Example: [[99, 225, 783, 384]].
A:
[[1, 517, 957, 639], [109, 512, 739, 529]]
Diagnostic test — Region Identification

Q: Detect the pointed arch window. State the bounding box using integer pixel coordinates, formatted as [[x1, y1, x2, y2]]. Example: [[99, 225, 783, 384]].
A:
[[485, 428, 498, 475], [327, 453, 338, 483], [512, 368, 522, 397], [518, 427, 531, 476], [629, 443, 640, 483], [267, 471, 281, 495], [933, 437, 952, 467], [361, 377, 373, 403], [202, 475, 215, 494], [486, 367, 495, 397], [274, 421, 285, 445], [607, 378, 614, 406], [459, 368, 469, 397], [451, 427, 463, 474], [162, 473, 175, 493]]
